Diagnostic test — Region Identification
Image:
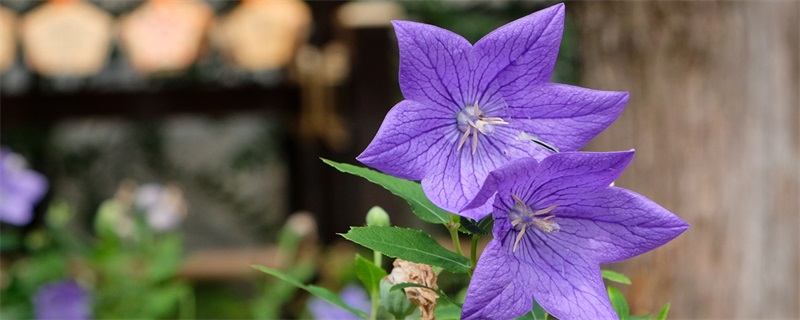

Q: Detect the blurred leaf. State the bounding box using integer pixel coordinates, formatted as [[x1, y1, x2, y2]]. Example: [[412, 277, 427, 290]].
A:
[[355, 255, 387, 295], [252, 265, 369, 319], [602, 269, 632, 285], [657, 303, 671, 320], [434, 300, 462, 320], [146, 235, 184, 282], [253, 263, 316, 319], [140, 283, 189, 318], [0, 229, 22, 251], [342, 227, 471, 274], [322, 159, 450, 225], [608, 286, 630, 320]]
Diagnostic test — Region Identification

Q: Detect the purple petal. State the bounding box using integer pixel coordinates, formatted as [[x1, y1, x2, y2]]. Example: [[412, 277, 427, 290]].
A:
[[515, 228, 618, 319], [357, 100, 454, 180], [394, 20, 473, 110], [420, 129, 513, 218], [506, 84, 628, 152], [34, 280, 91, 320], [461, 151, 633, 219], [555, 187, 690, 263], [472, 3, 564, 97], [461, 240, 538, 320]]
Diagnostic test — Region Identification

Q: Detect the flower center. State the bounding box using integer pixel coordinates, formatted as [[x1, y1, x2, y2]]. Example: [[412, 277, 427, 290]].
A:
[[508, 193, 559, 252], [455, 102, 508, 154]]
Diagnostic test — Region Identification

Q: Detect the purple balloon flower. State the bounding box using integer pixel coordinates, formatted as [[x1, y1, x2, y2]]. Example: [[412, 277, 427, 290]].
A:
[[307, 285, 371, 320], [460, 151, 689, 319], [0, 147, 48, 226], [357, 3, 628, 219], [34, 279, 91, 320]]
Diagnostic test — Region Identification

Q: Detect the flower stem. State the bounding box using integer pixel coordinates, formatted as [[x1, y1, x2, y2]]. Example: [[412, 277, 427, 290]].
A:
[[470, 235, 479, 273], [371, 250, 382, 320], [448, 217, 464, 257]]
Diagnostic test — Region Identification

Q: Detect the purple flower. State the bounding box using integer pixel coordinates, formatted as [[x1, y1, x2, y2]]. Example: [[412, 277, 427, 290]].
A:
[[0, 147, 48, 226], [357, 4, 627, 219], [307, 285, 371, 320], [460, 151, 689, 319], [34, 279, 91, 320]]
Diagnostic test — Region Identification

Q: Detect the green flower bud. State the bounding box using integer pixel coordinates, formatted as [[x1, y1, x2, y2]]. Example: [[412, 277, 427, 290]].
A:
[[366, 206, 391, 227]]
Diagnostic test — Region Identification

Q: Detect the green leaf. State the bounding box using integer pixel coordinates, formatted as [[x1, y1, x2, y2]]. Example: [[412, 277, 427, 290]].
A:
[[657, 303, 671, 320], [322, 159, 450, 224], [390, 283, 462, 308], [252, 265, 369, 319], [459, 216, 493, 235], [514, 298, 548, 320], [434, 302, 462, 320], [607, 286, 630, 320], [342, 226, 471, 273], [355, 255, 387, 295], [602, 269, 632, 285]]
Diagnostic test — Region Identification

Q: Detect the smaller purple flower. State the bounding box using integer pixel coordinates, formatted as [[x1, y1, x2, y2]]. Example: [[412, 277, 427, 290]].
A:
[[460, 151, 689, 320], [33, 279, 91, 320], [0, 147, 48, 226], [307, 284, 371, 320]]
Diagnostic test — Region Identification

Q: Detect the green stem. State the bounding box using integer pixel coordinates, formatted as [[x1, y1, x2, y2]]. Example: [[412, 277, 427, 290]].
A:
[[369, 290, 379, 320], [470, 235, 479, 273], [371, 250, 381, 320], [448, 223, 463, 257], [373, 250, 382, 269]]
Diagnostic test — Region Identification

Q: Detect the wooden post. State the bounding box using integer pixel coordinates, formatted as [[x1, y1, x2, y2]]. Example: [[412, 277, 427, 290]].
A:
[[573, 2, 799, 318]]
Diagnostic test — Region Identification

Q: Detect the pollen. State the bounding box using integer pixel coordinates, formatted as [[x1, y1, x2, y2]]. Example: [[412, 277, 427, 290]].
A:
[[455, 101, 509, 154], [508, 193, 560, 252]]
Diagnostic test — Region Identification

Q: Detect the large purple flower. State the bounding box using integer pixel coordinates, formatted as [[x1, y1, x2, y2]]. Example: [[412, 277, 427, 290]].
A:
[[34, 279, 92, 320], [460, 151, 688, 319], [357, 4, 627, 219], [0, 147, 48, 226]]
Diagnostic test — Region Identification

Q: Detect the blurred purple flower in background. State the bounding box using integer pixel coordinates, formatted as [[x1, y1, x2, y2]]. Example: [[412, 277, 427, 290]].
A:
[[357, 4, 627, 219], [307, 284, 371, 320], [33, 279, 91, 320], [133, 183, 187, 232], [0, 147, 48, 226], [461, 151, 689, 319]]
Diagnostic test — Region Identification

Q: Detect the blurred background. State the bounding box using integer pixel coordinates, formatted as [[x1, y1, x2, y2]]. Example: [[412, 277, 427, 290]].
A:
[[0, 0, 797, 319]]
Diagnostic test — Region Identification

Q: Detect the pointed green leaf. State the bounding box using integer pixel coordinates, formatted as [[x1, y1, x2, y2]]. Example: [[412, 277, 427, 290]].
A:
[[514, 298, 548, 320], [342, 226, 471, 273], [607, 286, 630, 320], [390, 283, 461, 308], [252, 265, 369, 319], [322, 159, 450, 224], [602, 269, 632, 285], [657, 303, 671, 320], [355, 255, 387, 295]]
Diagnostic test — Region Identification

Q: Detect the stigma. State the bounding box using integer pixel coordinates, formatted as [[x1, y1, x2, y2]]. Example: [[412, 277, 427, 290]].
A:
[[508, 193, 560, 252], [456, 101, 509, 154]]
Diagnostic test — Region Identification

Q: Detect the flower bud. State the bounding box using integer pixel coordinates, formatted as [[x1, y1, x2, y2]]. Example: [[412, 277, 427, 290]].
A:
[[366, 206, 390, 227]]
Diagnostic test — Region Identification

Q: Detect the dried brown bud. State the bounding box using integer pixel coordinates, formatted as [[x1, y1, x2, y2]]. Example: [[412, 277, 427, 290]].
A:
[[387, 259, 439, 320]]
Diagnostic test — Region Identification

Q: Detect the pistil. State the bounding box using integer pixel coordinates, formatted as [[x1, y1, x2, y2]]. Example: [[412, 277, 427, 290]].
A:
[[456, 101, 509, 154], [508, 193, 559, 252]]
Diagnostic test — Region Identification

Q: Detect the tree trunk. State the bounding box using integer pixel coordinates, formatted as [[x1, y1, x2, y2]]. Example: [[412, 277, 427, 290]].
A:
[[573, 2, 799, 318]]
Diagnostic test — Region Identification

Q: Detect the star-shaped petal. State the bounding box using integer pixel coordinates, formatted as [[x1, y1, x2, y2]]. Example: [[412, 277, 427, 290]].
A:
[[461, 151, 689, 319], [357, 4, 627, 219]]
